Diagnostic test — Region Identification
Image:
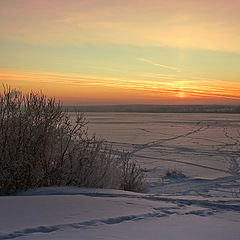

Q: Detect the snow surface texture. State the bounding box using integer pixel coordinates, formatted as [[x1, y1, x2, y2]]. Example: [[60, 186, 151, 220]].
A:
[[86, 113, 240, 197], [1, 113, 240, 239], [0, 187, 239, 240]]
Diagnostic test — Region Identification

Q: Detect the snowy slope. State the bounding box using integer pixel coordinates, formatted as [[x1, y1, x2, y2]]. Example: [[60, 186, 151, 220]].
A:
[[0, 187, 240, 240]]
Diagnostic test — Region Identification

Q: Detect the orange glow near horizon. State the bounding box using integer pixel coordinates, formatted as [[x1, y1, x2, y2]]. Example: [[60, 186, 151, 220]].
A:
[[1, 69, 240, 105]]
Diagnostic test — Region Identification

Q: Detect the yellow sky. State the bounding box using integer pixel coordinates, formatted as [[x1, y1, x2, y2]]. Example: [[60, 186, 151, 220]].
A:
[[0, 0, 240, 104]]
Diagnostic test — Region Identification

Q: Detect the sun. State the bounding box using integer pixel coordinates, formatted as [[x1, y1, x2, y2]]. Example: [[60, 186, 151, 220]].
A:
[[177, 91, 186, 98]]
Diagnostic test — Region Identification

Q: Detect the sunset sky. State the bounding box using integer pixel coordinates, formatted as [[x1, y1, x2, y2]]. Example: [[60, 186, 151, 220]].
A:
[[1, 0, 240, 105]]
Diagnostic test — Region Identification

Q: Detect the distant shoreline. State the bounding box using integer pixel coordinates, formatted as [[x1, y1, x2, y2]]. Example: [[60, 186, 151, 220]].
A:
[[62, 105, 240, 113]]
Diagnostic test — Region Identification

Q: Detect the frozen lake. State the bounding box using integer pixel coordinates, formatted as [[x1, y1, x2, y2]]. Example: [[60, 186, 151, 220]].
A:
[[1, 113, 239, 240], [81, 112, 240, 197]]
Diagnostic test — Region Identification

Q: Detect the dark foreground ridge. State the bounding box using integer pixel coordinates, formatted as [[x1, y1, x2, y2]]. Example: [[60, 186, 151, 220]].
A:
[[63, 105, 240, 113]]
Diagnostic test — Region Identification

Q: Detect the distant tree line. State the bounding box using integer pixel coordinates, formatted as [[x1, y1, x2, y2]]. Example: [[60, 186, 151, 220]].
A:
[[62, 104, 240, 113]]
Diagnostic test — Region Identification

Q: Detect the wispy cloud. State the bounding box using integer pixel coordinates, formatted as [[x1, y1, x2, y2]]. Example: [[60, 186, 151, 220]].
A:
[[1, 69, 240, 104], [137, 58, 181, 72], [1, 0, 240, 51]]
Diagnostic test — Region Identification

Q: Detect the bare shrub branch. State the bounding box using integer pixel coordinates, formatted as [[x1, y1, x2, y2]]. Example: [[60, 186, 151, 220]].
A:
[[0, 86, 146, 195]]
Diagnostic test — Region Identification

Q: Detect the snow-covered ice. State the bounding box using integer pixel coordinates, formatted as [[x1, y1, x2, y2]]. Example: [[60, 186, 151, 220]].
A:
[[1, 113, 240, 239], [87, 113, 240, 198]]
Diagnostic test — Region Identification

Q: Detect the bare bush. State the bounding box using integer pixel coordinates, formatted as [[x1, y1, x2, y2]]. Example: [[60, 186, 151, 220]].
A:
[[119, 153, 146, 192], [0, 86, 145, 195]]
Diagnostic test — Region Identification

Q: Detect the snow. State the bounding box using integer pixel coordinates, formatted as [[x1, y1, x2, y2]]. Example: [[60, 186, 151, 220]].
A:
[[1, 113, 240, 239], [0, 187, 239, 240], [86, 113, 240, 197]]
